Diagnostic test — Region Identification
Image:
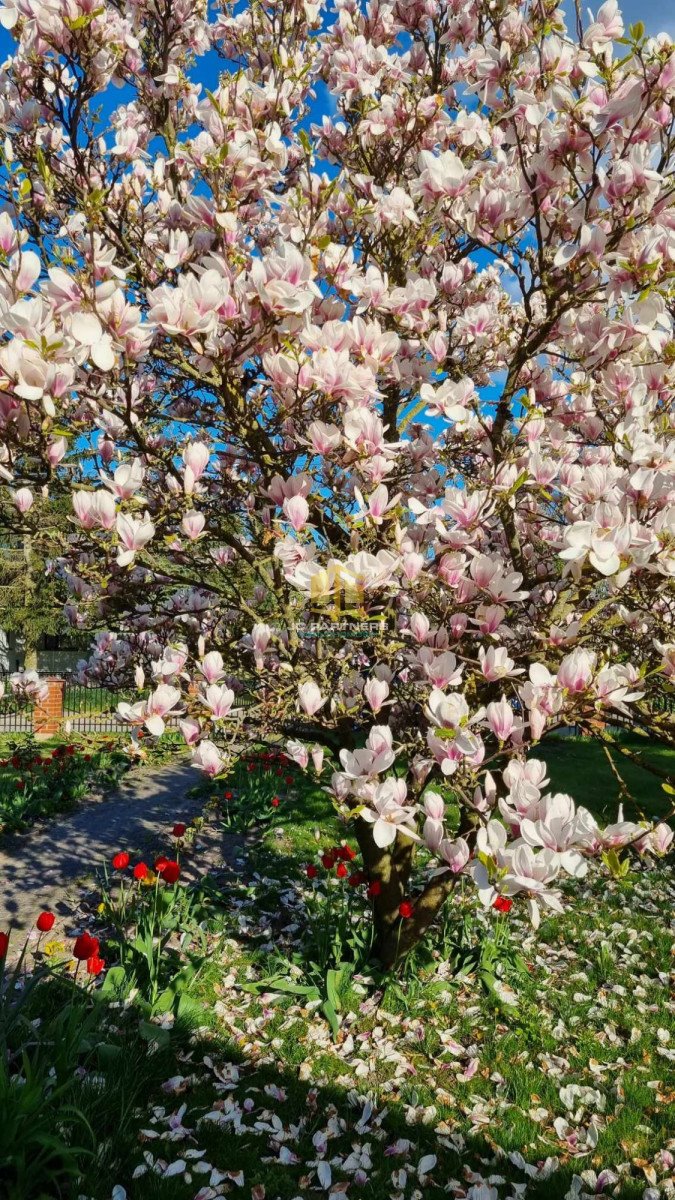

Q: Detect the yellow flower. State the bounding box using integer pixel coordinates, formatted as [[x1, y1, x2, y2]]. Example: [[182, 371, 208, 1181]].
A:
[[43, 939, 65, 956], [97, 902, 106, 913], [141, 870, 157, 886]]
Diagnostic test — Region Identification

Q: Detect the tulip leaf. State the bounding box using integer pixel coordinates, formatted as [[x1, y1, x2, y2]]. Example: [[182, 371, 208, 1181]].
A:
[[322, 998, 340, 1040], [100, 965, 128, 996]]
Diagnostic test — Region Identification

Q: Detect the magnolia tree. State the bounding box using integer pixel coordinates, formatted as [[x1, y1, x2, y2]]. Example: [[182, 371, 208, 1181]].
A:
[[0, 0, 673, 963]]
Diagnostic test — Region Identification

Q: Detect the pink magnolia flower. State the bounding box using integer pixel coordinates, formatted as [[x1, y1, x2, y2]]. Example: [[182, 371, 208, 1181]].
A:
[[479, 646, 523, 681], [116, 512, 155, 566], [179, 716, 201, 745], [182, 441, 210, 491], [143, 684, 183, 736], [201, 684, 234, 719], [283, 494, 310, 532], [422, 650, 463, 690], [47, 437, 67, 467], [486, 698, 516, 742], [422, 790, 445, 850], [557, 649, 596, 694], [311, 745, 324, 773], [250, 624, 272, 661], [12, 487, 33, 513], [409, 612, 430, 643], [182, 510, 206, 540], [438, 836, 470, 874], [101, 460, 144, 500], [364, 677, 389, 714], [638, 823, 674, 857], [285, 739, 309, 769], [298, 679, 326, 716], [307, 421, 341, 454], [191, 739, 224, 777], [354, 484, 400, 525], [199, 650, 225, 684], [360, 778, 419, 848], [340, 725, 396, 779], [519, 793, 588, 878], [73, 490, 117, 530]]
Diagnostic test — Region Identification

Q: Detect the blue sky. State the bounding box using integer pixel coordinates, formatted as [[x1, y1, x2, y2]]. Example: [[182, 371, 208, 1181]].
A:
[[0, 0, 671, 173], [597, 0, 675, 36], [0, 0, 671, 463], [0, 1, 674, 97]]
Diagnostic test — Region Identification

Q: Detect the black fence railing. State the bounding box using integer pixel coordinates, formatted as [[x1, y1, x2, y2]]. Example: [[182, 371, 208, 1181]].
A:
[[0, 672, 32, 733], [62, 682, 135, 732]]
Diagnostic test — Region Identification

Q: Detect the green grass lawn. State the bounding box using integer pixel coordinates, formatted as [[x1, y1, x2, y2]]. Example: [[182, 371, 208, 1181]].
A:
[[3, 736, 674, 1200], [539, 733, 674, 823], [0, 730, 188, 835], [0, 733, 130, 834]]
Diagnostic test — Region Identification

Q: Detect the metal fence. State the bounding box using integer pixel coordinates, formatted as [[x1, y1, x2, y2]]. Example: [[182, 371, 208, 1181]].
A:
[[62, 682, 134, 733], [60, 683, 256, 733], [0, 672, 32, 733]]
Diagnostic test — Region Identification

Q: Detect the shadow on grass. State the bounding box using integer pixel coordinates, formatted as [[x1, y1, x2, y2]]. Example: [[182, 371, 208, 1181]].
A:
[[51, 1003, 654, 1200], [0, 759, 210, 930], [537, 733, 674, 824], [3, 943, 670, 1200], [3, 772, 672, 1199]]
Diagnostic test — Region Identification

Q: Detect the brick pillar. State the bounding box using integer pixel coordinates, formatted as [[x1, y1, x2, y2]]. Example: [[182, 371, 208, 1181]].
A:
[[33, 676, 65, 737]]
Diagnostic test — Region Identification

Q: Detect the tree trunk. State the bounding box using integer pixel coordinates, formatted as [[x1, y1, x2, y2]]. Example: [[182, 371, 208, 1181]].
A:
[[375, 874, 458, 968], [23, 642, 38, 671], [351, 820, 458, 969]]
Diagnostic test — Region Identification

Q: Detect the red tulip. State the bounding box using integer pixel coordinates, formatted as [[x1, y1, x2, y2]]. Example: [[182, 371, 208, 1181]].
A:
[[224, 791, 233, 800], [73, 932, 99, 961], [159, 860, 180, 885], [133, 862, 150, 881], [0, 931, 9, 958], [321, 853, 335, 869], [367, 880, 381, 898], [493, 895, 513, 913], [306, 864, 318, 879], [36, 911, 55, 933], [335, 862, 348, 879], [399, 901, 413, 919], [270, 796, 280, 807], [172, 823, 186, 838], [16, 780, 24, 791], [112, 851, 130, 870], [337, 844, 356, 862], [154, 855, 169, 872], [349, 872, 365, 887], [86, 954, 105, 976]]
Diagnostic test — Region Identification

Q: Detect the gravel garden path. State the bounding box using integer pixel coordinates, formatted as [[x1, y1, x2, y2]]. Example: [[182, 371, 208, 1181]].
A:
[[0, 759, 243, 934]]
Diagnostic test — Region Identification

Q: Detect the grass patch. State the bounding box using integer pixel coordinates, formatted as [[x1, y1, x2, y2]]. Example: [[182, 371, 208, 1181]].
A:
[[0, 733, 130, 835], [539, 732, 674, 823], [2, 735, 674, 1199]]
